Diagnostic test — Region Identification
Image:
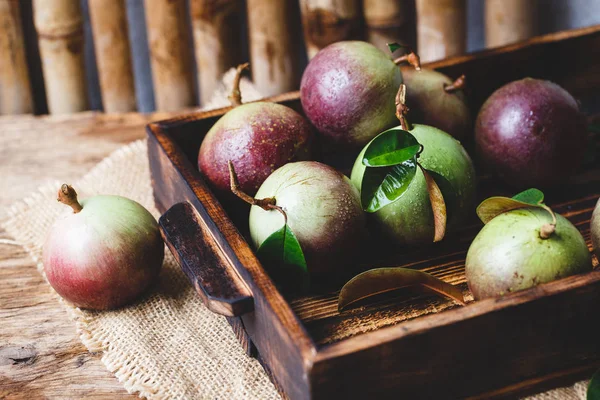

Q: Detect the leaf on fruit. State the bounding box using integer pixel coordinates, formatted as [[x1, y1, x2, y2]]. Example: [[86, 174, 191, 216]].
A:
[[257, 224, 309, 293], [477, 188, 546, 224], [512, 188, 544, 205], [360, 158, 417, 213], [387, 42, 403, 53], [588, 369, 600, 400], [338, 267, 465, 312], [420, 165, 447, 242], [362, 127, 421, 167]]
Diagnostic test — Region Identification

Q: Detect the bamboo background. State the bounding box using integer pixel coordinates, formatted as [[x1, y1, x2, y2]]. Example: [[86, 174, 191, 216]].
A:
[[0, 0, 598, 115]]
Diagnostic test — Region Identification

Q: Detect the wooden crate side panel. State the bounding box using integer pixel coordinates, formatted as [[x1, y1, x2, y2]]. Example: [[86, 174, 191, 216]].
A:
[[310, 271, 600, 399]]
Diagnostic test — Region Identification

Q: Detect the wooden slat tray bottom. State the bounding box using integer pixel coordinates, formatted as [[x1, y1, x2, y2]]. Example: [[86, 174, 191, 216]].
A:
[[287, 178, 600, 347]]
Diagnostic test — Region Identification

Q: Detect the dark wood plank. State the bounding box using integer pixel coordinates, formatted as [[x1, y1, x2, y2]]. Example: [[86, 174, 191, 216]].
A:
[[159, 202, 254, 317], [311, 270, 600, 399]]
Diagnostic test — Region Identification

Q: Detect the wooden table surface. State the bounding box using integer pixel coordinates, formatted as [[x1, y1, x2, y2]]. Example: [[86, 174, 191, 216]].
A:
[[0, 111, 176, 399]]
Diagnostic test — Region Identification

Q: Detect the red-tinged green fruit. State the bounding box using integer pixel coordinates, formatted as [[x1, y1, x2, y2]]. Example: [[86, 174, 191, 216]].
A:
[[466, 208, 591, 300], [402, 67, 471, 140], [300, 41, 403, 147], [249, 161, 366, 279], [198, 102, 313, 196], [43, 185, 164, 310], [475, 78, 587, 188], [351, 124, 476, 245]]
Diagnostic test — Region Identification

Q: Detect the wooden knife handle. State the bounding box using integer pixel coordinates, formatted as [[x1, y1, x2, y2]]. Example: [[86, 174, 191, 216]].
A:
[[159, 202, 254, 317]]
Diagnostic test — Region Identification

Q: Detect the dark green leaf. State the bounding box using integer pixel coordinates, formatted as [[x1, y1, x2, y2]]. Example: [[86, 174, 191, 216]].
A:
[[338, 267, 465, 311], [363, 127, 420, 167], [588, 369, 600, 400], [387, 42, 402, 53], [257, 224, 309, 293], [361, 158, 417, 213], [512, 188, 544, 205], [420, 165, 446, 242], [477, 188, 546, 224]]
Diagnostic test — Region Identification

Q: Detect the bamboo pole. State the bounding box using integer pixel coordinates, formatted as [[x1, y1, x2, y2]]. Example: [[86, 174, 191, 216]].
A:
[[299, 0, 362, 59], [88, 0, 136, 113], [190, 0, 242, 106], [33, 0, 88, 114], [415, 0, 466, 63], [485, 0, 537, 48], [144, 0, 195, 111], [246, 0, 298, 96], [363, 0, 416, 51], [0, 0, 33, 115]]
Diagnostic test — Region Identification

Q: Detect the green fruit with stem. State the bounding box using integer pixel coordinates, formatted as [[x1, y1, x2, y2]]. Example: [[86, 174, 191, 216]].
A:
[[466, 192, 591, 300], [350, 84, 476, 245]]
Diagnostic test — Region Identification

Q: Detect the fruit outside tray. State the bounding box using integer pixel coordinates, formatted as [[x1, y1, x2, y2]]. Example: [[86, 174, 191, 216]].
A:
[[147, 25, 600, 399]]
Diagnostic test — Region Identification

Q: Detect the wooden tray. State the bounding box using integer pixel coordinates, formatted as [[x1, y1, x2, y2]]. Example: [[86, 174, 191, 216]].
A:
[[147, 25, 600, 399]]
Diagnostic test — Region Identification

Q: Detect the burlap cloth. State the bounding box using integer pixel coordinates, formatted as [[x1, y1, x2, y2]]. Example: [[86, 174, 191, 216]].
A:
[[0, 70, 590, 399]]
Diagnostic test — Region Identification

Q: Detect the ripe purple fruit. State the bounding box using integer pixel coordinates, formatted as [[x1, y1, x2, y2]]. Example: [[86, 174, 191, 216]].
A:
[[199, 64, 313, 196], [300, 41, 403, 147], [475, 78, 587, 188]]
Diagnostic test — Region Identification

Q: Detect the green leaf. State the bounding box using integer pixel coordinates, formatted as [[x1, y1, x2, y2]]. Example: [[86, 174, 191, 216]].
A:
[[257, 224, 309, 293], [362, 127, 420, 167], [338, 267, 465, 312], [361, 158, 417, 213], [512, 188, 544, 205], [588, 369, 600, 400], [387, 42, 403, 53], [477, 188, 547, 224]]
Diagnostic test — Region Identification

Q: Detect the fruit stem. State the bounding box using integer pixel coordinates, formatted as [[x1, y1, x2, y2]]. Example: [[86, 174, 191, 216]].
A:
[[228, 161, 288, 224], [395, 84, 412, 131], [539, 204, 557, 239], [228, 63, 250, 107], [393, 49, 421, 71], [57, 184, 83, 213], [444, 74, 467, 93]]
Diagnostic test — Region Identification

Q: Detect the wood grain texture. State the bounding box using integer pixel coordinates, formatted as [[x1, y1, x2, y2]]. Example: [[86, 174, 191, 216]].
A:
[[0, 0, 33, 115], [416, 0, 466, 62], [246, 0, 298, 96], [159, 201, 254, 317], [33, 0, 89, 114], [299, 0, 363, 59], [88, 0, 136, 113], [190, 0, 243, 106], [0, 111, 176, 399], [485, 0, 538, 48], [144, 0, 195, 111], [147, 24, 600, 400], [362, 0, 416, 51]]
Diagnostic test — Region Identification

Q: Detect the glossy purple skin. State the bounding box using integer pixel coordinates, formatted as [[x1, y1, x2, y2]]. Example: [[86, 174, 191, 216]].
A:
[[475, 78, 587, 187], [198, 102, 313, 196], [300, 41, 402, 147]]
